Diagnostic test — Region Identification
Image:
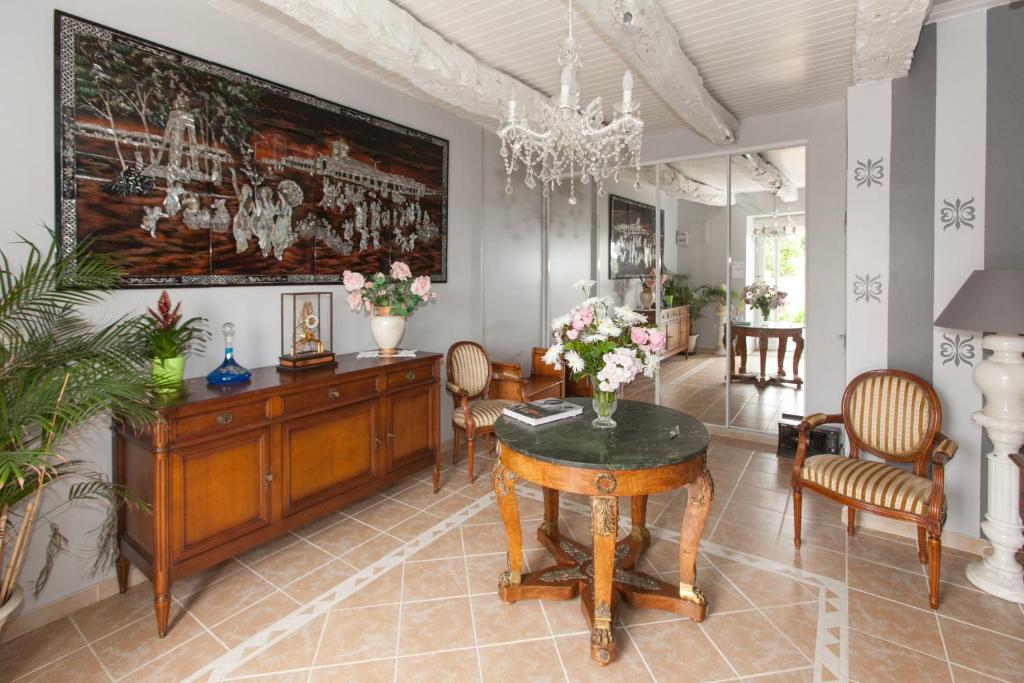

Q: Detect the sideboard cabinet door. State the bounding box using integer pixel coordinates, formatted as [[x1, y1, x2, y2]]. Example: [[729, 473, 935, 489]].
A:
[[383, 383, 437, 474], [281, 398, 378, 518], [170, 428, 272, 562]]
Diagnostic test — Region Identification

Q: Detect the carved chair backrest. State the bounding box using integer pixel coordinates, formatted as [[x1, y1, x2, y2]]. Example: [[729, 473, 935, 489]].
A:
[[447, 341, 492, 400], [842, 369, 942, 469]]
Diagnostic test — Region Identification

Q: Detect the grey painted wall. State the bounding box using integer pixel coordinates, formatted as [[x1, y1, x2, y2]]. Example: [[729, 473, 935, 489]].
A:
[[888, 23, 937, 382]]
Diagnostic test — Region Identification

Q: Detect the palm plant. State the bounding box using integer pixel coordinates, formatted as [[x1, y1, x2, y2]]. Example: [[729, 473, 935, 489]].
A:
[[0, 233, 154, 612]]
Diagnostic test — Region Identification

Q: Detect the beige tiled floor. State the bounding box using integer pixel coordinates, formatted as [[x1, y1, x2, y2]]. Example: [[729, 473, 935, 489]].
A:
[[624, 353, 805, 433], [2, 439, 1021, 683]]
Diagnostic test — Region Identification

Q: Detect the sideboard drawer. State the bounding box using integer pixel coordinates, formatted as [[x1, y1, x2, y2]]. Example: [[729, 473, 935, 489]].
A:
[[173, 400, 270, 441], [385, 362, 436, 389], [283, 376, 379, 415]]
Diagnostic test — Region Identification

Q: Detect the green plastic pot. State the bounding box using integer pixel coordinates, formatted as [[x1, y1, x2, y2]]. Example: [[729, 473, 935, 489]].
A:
[[152, 356, 186, 394]]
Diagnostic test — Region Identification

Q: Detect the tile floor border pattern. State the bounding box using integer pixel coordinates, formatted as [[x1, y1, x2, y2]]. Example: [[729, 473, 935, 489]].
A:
[[184, 494, 497, 682], [521, 488, 849, 682]]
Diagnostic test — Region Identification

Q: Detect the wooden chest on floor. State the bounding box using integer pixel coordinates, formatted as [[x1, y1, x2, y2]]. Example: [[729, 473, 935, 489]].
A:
[[113, 352, 441, 636]]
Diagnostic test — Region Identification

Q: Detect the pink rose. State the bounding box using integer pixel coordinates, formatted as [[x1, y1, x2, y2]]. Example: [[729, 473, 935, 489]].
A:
[[648, 330, 666, 351], [411, 275, 431, 297], [347, 290, 363, 311], [364, 299, 372, 313], [566, 329, 579, 340], [342, 270, 365, 292], [390, 261, 412, 281], [630, 327, 649, 346]]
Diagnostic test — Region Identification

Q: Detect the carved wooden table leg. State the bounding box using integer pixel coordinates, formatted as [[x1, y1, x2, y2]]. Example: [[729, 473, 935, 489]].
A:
[[792, 332, 805, 385], [777, 335, 788, 377], [738, 335, 748, 374], [116, 555, 130, 594], [493, 461, 523, 603], [678, 468, 714, 622], [543, 487, 560, 538], [757, 332, 769, 386], [589, 495, 618, 665], [620, 495, 650, 571]]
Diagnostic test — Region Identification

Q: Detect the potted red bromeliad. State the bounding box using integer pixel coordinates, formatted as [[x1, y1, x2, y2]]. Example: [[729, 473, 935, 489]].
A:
[[146, 291, 209, 394]]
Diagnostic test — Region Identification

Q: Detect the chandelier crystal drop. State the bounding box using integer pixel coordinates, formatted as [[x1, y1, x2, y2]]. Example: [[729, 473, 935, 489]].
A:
[[752, 194, 797, 239], [498, 1, 644, 205]]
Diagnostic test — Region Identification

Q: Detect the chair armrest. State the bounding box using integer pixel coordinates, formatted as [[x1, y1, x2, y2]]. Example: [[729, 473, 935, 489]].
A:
[[932, 433, 958, 466], [445, 381, 468, 397], [798, 413, 842, 432], [490, 374, 528, 402]]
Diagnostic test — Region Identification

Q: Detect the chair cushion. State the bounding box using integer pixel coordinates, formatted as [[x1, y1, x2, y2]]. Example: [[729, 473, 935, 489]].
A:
[[452, 399, 515, 428], [847, 373, 934, 456], [801, 454, 940, 516]]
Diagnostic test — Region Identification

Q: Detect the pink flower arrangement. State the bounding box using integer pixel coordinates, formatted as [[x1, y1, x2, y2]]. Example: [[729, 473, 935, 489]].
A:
[[542, 285, 664, 393], [342, 261, 436, 318]]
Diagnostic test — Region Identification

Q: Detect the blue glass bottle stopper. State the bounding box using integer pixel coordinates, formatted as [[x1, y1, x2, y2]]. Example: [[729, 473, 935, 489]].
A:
[[207, 322, 252, 385]]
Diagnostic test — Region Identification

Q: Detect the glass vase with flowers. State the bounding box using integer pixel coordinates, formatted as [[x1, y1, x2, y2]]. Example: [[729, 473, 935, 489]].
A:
[[740, 281, 787, 321], [543, 281, 666, 428]]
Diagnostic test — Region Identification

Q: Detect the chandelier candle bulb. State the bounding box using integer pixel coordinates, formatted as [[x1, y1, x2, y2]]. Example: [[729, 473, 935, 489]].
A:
[[623, 70, 633, 109]]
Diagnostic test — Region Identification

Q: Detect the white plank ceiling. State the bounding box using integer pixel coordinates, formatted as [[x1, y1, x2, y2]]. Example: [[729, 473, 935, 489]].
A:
[[205, 0, 995, 138]]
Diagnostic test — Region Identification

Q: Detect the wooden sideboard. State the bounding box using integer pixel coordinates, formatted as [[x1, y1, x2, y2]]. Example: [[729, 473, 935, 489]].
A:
[[641, 306, 690, 359], [113, 352, 441, 637]]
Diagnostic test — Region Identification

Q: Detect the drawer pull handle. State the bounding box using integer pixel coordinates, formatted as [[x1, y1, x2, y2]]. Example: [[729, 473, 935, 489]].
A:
[[264, 472, 274, 483], [217, 412, 233, 425], [328, 388, 340, 399], [405, 370, 416, 382]]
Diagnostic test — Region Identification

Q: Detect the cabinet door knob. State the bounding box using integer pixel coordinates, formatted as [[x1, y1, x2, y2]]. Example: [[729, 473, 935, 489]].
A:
[[217, 412, 233, 425], [405, 370, 416, 382], [264, 472, 274, 483], [328, 387, 340, 399]]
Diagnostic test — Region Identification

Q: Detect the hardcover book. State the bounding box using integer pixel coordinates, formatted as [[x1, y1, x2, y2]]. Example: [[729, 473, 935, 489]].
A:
[[502, 398, 583, 426]]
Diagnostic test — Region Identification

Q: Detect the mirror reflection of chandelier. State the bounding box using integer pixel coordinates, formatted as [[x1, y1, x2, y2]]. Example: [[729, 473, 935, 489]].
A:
[[753, 194, 797, 239], [497, 0, 644, 205]]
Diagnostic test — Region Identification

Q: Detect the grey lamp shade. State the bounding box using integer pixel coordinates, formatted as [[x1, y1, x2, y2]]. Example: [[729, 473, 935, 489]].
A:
[[934, 269, 1024, 334]]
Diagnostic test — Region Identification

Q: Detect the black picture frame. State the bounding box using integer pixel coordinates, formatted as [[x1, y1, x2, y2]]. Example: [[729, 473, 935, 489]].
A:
[[54, 11, 449, 288], [608, 194, 665, 280]]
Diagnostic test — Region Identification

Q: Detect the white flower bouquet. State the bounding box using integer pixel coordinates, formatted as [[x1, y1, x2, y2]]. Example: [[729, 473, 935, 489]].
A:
[[542, 281, 665, 428]]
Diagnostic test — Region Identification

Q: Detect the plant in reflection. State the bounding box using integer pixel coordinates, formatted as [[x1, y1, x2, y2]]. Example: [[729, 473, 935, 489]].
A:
[[543, 280, 665, 428]]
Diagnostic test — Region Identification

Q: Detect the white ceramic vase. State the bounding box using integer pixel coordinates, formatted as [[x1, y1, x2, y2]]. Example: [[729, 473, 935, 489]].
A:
[[370, 307, 406, 355], [0, 585, 24, 637]]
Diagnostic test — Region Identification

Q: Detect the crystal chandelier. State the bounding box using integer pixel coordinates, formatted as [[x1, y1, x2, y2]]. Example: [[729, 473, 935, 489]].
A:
[[498, 1, 644, 205], [752, 195, 797, 239]]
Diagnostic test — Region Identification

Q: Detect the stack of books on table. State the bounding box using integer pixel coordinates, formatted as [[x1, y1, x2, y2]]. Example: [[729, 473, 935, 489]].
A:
[[502, 398, 583, 426]]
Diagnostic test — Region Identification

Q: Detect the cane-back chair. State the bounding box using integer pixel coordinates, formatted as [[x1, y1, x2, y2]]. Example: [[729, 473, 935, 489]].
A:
[[445, 341, 528, 482], [792, 369, 958, 608]]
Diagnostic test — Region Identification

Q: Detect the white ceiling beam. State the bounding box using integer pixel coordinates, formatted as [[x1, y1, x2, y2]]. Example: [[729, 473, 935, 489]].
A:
[[638, 167, 727, 206], [731, 153, 799, 202], [575, 0, 738, 145], [853, 0, 933, 84], [253, 0, 552, 123]]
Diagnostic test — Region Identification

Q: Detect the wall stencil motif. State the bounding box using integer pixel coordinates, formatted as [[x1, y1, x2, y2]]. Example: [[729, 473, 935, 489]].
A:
[[939, 333, 976, 367], [939, 197, 976, 231], [853, 157, 885, 189], [852, 273, 883, 303]]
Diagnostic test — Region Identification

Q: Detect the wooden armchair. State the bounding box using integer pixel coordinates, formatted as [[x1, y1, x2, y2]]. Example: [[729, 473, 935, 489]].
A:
[[791, 369, 958, 608], [446, 341, 529, 483]]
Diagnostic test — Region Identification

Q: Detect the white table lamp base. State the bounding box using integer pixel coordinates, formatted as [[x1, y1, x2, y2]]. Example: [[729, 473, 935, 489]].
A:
[[967, 333, 1024, 603]]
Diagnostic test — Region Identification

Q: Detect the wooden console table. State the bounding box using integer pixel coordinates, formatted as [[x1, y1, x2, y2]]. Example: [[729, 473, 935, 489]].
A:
[[493, 399, 712, 665], [113, 352, 440, 637], [725, 321, 804, 388]]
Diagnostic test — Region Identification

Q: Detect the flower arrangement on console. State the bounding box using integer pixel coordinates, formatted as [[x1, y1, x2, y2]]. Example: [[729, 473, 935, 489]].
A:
[[741, 281, 787, 321], [543, 280, 666, 428], [342, 261, 436, 354]]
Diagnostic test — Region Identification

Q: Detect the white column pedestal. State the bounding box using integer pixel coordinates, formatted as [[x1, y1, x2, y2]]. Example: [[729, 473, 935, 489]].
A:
[[966, 334, 1024, 603]]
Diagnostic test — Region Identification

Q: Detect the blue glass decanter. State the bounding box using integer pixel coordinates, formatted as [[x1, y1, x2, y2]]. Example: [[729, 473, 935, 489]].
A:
[[206, 323, 252, 385]]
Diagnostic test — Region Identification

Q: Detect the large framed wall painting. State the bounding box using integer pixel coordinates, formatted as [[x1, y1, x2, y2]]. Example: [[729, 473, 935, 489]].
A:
[[55, 12, 448, 287], [608, 194, 664, 279]]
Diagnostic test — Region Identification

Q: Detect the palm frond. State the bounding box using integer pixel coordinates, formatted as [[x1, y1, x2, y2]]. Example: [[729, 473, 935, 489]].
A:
[[34, 522, 68, 597]]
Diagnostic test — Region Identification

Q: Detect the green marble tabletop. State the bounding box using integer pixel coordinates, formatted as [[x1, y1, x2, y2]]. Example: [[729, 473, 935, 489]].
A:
[[495, 398, 708, 470]]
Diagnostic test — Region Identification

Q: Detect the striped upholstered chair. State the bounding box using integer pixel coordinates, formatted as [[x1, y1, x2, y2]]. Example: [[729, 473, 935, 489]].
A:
[[792, 369, 958, 608], [445, 341, 528, 482]]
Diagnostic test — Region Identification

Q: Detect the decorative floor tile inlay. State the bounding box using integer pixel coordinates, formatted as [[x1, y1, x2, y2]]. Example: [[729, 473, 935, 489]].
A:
[[181, 487, 848, 683]]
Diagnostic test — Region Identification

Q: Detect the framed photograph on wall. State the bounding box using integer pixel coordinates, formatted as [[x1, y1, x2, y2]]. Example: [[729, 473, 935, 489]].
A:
[[608, 194, 664, 279], [55, 12, 448, 287]]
